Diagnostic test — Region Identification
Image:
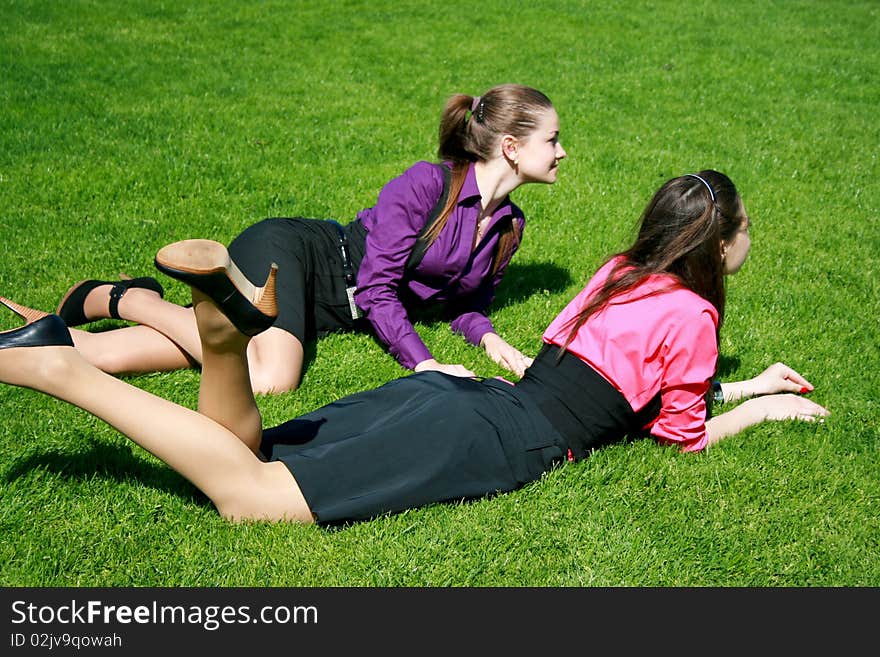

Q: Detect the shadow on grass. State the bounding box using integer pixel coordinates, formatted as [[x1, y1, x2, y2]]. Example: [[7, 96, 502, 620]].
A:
[[489, 261, 574, 310], [716, 354, 742, 379], [3, 439, 207, 505], [407, 261, 573, 324]]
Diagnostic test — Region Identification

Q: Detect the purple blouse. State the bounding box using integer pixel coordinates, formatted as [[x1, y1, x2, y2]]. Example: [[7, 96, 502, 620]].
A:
[[354, 160, 526, 369]]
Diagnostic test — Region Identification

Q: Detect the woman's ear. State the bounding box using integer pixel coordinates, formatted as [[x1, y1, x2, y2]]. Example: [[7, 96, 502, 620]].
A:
[[501, 134, 518, 163]]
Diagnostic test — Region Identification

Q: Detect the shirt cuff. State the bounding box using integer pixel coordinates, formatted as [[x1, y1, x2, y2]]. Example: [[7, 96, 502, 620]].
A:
[[453, 313, 494, 346], [393, 334, 433, 370], [653, 429, 709, 453]]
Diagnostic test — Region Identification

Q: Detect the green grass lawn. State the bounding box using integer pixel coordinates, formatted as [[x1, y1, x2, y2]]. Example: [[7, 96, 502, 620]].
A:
[[0, 0, 877, 586]]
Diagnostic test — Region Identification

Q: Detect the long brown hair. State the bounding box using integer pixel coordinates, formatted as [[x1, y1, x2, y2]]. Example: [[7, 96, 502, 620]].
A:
[[559, 170, 745, 354], [424, 84, 555, 273]]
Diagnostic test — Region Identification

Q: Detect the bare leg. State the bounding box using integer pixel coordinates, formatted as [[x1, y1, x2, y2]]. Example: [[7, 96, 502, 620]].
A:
[[191, 289, 263, 453], [113, 288, 306, 393], [246, 328, 305, 395], [75, 286, 305, 394], [0, 343, 313, 523], [2, 242, 314, 521], [119, 291, 306, 394], [103, 288, 204, 362], [70, 325, 195, 373]]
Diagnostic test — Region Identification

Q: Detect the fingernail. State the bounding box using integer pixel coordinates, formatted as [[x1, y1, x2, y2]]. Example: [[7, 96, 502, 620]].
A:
[[800, 387, 809, 394]]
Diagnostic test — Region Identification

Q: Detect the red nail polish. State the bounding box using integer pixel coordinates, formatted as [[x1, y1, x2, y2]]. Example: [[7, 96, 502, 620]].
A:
[[800, 387, 809, 394]]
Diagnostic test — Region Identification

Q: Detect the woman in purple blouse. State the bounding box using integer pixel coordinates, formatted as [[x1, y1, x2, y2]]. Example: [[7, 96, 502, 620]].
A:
[[20, 84, 566, 394]]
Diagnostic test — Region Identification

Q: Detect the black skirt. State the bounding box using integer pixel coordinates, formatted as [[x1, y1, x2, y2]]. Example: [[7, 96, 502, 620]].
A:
[[514, 344, 659, 459], [260, 372, 568, 524], [227, 217, 369, 343]]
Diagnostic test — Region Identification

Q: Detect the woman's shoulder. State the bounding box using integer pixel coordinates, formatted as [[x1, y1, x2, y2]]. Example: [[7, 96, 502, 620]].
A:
[[606, 260, 719, 325], [384, 160, 447, 199], [373, 160, 447, 210], [653, 287, 719, 342], [398, 160, 449, 185], [646, 276, 718, 323], [661, 278, 717, 312]]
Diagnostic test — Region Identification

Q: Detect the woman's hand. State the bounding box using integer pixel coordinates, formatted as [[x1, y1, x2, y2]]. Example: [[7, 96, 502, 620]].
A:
[[706, 391, 830, 446], [480, 333, 534, 378], [721, 362, 815, 402], [746, 393, 830, 422], [748, 362, 815, 396], [414, 358, 476, 378]]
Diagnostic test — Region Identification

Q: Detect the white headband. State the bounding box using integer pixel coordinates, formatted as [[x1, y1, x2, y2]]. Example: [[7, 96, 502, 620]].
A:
[[685, 173, 716, 202]]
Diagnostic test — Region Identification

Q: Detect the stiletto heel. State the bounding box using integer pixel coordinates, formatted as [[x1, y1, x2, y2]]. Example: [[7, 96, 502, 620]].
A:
[[0, 296, 50, 324], [0, 298, 73, 350], [154, 239, 278, 336]]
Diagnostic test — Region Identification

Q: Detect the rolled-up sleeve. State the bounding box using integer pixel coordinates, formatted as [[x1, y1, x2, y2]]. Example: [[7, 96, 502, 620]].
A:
[[649, 308, 718, 452], [354, 162, 442, 369]]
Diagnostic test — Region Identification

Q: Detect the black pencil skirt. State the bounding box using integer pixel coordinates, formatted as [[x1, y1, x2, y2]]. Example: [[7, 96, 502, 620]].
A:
[[227, 217, 368, 344], [259, 372, 568, 524]]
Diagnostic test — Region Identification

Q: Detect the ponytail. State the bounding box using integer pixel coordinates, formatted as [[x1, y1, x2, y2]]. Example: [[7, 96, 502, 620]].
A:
[[426, 84, 551, 272]]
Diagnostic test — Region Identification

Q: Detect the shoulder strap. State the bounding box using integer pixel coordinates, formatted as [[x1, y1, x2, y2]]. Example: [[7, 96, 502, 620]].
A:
[[404, 163, 452, 272]]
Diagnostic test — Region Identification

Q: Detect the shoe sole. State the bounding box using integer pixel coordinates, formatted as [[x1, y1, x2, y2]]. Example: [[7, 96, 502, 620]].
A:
[[154, 239, 257, 302], [154, 240, 277, 335]]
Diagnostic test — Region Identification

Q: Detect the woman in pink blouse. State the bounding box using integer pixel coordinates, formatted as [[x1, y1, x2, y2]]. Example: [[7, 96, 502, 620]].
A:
[[0, 170, 828, 524], [11, 84, 566, 394]]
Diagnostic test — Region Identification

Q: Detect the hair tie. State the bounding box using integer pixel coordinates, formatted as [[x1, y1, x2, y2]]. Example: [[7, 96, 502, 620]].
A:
[[685, 173, 716, 202], [470, 96, 485, 123]]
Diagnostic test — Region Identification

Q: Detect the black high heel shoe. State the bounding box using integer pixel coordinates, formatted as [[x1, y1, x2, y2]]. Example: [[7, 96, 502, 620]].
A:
[[0, 297, 73, 350], [56, 275, 165, 327], [154, 239, 278, 337]]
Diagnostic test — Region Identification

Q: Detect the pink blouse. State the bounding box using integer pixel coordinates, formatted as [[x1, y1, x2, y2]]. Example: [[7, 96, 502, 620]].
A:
[[542, 257, 719, 452]]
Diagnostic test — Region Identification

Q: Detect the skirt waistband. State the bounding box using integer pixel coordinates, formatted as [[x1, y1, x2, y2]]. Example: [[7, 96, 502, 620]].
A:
[[514, 344, 648, 459]]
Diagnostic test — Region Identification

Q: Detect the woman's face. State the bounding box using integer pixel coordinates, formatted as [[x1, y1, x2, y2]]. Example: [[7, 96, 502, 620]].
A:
[[513, 108, 567, 184], [722, 198, 752, 275]]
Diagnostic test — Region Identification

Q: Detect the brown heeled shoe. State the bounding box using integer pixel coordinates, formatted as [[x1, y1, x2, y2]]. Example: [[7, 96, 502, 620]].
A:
[[0, 297, 73, 350], [154, 239, 278, 337]]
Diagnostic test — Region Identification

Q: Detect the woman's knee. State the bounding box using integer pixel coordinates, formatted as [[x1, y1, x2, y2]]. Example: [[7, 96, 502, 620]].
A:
[[247, 330, 304, 394], [86, 348, 145, 374], [214, 463, 314, 524], [248, 363, 301, 395]]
